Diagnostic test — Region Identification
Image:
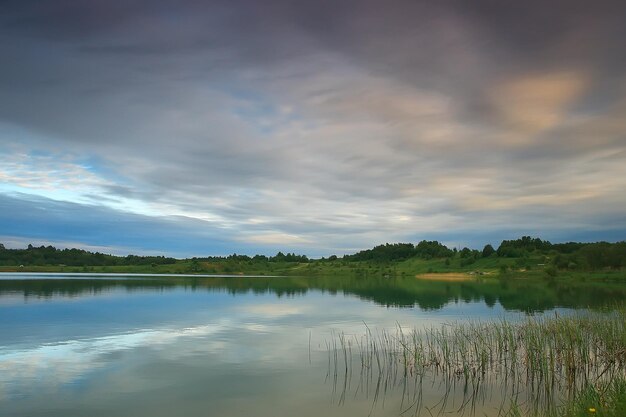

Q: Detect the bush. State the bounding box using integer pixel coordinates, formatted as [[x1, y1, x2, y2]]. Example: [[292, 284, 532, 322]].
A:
[[544, 266, 558, 277]]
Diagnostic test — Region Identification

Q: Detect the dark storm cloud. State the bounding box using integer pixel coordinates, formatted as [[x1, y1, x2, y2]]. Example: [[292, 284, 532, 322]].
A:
[[1, 0, 625, 254]]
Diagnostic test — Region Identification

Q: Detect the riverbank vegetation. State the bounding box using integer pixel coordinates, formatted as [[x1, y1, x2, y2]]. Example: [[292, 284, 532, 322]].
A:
[[1, 237, 625, 279], [327, 309, 626, 416]]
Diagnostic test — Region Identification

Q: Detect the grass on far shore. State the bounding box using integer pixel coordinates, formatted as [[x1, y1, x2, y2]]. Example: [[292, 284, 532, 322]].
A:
[[1, 254, 625, 285]]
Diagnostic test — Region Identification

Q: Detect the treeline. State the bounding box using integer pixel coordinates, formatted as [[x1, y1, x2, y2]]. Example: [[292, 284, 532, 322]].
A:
[[344, 241, 453, 262], [551, 242, 626, 270], [0, 244, 177, 267], [1, 237, 625, 271], [342, 240, 487, 263], [340, 236, 626, 271], [198, 252, 309, 263], [0, 244, 309, 267], [495, 237, 626, 270]]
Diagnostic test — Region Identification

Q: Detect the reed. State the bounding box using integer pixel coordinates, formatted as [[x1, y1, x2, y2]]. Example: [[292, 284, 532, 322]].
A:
[[326, 309, 626, 416]]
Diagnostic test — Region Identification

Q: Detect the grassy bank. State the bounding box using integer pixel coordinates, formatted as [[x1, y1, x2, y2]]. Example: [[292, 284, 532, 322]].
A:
[[1, 256, 625, 280]]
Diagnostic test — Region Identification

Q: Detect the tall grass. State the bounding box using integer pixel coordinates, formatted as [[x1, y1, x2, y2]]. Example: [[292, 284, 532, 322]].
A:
[[326, 309, 626, 416]]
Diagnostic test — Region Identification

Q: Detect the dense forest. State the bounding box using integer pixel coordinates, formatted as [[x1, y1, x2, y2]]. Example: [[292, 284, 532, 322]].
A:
[[343, 241, 454, 262], [0, 244, 177, 267], [0, 237, 625, 271], [341, 237, 626, 271], [0, 244, 309, 268]]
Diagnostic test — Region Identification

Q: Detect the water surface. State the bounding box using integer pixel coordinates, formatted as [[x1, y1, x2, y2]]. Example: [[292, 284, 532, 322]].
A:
[[1, 274, 623, 416]]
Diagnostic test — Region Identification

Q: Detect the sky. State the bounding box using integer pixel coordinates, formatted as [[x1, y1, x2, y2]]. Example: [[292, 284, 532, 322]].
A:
[[1, 0, 625, 257]]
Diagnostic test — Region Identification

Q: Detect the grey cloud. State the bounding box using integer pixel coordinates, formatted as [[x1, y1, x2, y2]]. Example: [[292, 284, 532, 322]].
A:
[[1, 1, 625, 255], [0, 193, 251, 256]]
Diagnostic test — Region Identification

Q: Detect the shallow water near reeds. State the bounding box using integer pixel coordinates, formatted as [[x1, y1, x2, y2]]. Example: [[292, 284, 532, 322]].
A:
[[1, 273, 624, 416]]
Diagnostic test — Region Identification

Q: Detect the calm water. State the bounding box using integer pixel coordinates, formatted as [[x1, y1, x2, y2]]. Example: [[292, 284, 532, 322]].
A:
[[1, 273, 624, 416]]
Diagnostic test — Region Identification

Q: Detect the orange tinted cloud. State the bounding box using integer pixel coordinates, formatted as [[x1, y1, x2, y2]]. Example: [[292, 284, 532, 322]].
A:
[[491, 71, 588, 140]]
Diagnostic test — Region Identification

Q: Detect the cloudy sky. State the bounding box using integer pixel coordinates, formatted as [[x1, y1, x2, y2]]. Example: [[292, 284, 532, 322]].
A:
[[1, 0, 625, 257]]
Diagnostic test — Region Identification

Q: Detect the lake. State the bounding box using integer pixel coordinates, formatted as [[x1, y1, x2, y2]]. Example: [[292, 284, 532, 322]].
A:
[[1, 273, 624, 416]]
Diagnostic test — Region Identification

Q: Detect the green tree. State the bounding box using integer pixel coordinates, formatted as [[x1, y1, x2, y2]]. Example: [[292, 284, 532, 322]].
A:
[[482, 244, 495, 258]]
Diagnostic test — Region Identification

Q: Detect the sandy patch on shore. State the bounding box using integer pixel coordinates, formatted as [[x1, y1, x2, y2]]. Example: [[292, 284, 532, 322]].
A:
[[416, 273, 474, 281]]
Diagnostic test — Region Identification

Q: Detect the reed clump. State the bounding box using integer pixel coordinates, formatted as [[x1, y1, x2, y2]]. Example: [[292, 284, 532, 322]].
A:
[[327, 309, 626, 416]]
